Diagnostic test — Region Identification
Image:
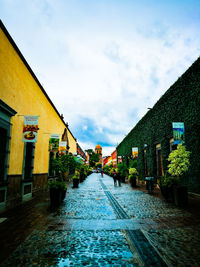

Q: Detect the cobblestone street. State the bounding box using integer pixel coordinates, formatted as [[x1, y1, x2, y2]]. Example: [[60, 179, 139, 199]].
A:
[[1, 173, 200, 266]]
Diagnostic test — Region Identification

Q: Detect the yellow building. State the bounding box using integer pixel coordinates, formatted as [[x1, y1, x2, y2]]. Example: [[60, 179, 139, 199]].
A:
[[0, 21, 77, 211]]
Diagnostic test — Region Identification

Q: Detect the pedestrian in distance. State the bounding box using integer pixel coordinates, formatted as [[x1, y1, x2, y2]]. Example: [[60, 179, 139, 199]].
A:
[[101, 169, 103, 177], [116, 170, 121, 186], [112, 169, 117, 186]]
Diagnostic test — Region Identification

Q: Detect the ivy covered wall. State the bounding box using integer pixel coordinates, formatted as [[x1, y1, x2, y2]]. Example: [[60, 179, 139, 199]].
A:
[[117, 57, 200, 193]]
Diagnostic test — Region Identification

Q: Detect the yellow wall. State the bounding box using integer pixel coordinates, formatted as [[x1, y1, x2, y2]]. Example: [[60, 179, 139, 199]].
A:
[[68, 130, 77, 154], [0, 27, 77, 175]]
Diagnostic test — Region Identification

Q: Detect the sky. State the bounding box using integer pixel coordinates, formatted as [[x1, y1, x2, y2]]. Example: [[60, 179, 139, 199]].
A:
[[1, 0, 200, 156]]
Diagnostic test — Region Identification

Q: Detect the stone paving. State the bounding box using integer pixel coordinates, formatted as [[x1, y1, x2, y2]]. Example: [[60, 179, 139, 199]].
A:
[[103, 175, 200, 266], [1, 173, 200, 266]]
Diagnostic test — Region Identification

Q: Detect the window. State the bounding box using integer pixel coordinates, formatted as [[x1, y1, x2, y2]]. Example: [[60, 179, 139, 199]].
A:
[[0, 100, 16, 209], [0, 100, 17, 183], [0, 127, 8, 182]]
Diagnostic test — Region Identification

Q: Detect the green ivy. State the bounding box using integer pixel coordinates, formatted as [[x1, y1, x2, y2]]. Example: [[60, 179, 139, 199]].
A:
[[117, 57, 200, 193]]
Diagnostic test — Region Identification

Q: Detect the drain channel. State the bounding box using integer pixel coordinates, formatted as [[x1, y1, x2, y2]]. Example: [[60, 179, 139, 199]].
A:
[[99, 178, 167, 267]]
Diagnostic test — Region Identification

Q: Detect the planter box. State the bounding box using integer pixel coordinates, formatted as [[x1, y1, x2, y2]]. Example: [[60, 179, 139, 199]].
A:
[[73, 179, 79, 188], [160, 185, 174, 203], [173, 186, 188, 207], [130, 177, 137, 187], [50, 188, 62, 206]]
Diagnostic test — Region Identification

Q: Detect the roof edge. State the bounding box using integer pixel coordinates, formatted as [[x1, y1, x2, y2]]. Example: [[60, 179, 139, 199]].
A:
[[0, 20, 76, 141]]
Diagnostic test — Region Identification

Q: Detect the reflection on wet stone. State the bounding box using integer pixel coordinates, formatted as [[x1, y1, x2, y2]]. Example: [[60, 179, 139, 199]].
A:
[[1, 173, 200, 266]]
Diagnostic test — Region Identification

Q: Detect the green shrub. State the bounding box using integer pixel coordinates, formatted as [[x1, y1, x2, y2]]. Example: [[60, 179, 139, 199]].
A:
[[117, 163, 128, 177], [48, 179, 67, 190], [168, 144, 191, 177]]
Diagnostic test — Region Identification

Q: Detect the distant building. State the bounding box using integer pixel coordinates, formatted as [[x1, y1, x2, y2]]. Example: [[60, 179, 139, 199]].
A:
[[111, 150, 117, 168], [95, 144, 102, 163], [77, 143, 87, 162], [102, 156, 109, 166]]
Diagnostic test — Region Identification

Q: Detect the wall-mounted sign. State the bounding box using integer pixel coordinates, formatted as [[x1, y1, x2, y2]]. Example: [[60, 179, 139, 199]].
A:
[[49, 134, 60, 151], [132, 147, 138, 158], [23, 115, 39, 142], [59, 141, 67, 152], [172, 122, 185, 144]]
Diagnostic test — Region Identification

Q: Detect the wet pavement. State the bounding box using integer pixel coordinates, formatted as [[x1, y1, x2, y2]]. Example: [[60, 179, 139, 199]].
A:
[[0, 173, 200, 266]]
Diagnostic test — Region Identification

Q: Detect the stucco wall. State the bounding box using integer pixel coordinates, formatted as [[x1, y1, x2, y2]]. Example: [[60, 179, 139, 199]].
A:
[[0, 26, 77, 175]]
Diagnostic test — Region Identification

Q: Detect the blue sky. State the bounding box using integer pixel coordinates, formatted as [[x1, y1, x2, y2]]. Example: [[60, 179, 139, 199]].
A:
[[1, 0, 200, 156]]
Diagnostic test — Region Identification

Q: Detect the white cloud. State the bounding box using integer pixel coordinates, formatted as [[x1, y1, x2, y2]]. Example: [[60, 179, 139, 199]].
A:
[[1, 0, 200, 154]]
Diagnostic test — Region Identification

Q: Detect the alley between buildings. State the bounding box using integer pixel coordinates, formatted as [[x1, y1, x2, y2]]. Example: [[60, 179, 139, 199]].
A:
[[1, 173, 200, 266]]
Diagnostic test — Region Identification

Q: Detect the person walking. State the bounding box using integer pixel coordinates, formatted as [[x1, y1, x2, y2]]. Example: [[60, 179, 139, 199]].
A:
[[112, 169, 117, 186], [101, 169, 103, 177], [116, 170, 121, 186]]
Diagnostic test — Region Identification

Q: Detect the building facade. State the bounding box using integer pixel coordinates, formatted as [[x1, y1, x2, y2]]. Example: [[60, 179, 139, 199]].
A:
[[0, 21, 77, 211], [95, 144, 102, 163], [111, 150, 117, 168], [117, 58, 200, 194], [77, 143, 87, 162]]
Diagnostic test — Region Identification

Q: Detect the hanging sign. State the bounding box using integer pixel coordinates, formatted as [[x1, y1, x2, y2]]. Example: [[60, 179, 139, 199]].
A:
[[49, 134, 60, 151], [172, 122, 185, 144], [132, 147, 138, 158], [23, 115, 39, 142], [59, 141, 67, 152]]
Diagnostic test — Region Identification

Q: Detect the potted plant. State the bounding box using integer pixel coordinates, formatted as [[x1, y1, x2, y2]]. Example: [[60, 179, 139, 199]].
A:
[[52, 155, 70, 180], [159, 175, 177, 202], [80, 167, 85, 183], [128, 168, 138, 187], [48, 178, 67, 206], [165, 144, 190, 207], [117, 163, 128, 183], [72, 170, 80, 188]]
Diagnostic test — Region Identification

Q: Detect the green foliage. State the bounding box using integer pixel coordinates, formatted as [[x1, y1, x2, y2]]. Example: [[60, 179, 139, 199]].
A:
[[103, 165, 112, 175], [72, 169, 80, 179], [86, 149, 100, 167], [128, 168, 138, 180], [53, 154, 77, 176], [161, 175, 179, 188], [128, 168, 138, 175], [116, 58, 200, 192], [96, 163, 102, 168], [129, 159, 138, 169], [117, 163, 128, 177], [108, 168, 116, 176], [48, 179, 67, 190], [168, 144, 191, 177]]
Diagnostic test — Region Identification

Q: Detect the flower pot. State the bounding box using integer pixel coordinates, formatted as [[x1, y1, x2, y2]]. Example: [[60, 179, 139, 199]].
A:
[[173, 185, 188, 207], [130, 177, 137, 187], [50, 188, 62, 206], [73, 178, 79, 188]]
